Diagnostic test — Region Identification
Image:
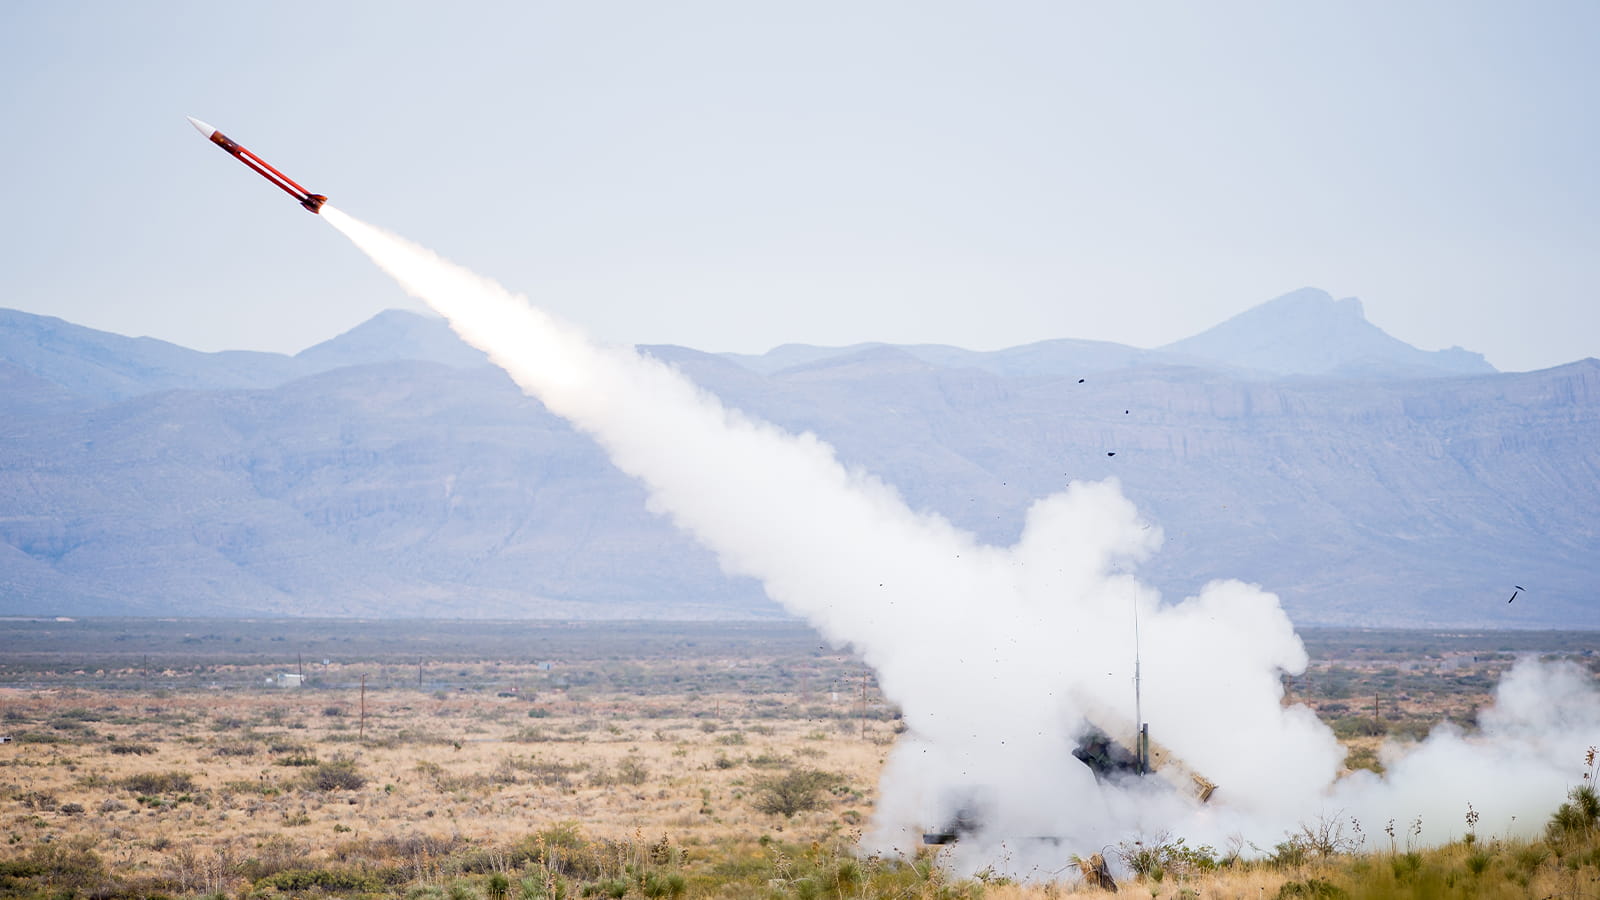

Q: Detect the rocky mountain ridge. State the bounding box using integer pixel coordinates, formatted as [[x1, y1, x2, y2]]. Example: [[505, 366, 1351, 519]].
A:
[[1, 290, 1593, 628]]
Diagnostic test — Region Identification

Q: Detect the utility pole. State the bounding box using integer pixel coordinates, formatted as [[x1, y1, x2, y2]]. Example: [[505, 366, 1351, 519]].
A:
[[359, 674, 368, 741], [860, 674, 868, 741]]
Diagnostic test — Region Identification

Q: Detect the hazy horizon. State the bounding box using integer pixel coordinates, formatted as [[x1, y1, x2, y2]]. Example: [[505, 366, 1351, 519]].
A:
[[1, 2, 1596, 372]]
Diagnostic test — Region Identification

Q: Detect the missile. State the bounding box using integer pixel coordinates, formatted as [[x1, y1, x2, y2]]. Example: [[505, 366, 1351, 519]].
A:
[[186, 117, 327, 213]]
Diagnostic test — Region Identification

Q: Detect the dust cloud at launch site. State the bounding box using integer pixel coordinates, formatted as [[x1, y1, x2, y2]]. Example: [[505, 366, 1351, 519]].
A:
[[321, 205, 1599, 877]]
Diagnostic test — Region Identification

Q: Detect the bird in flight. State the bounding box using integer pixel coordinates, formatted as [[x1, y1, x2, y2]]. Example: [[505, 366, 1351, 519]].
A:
[[1507, 585, 1525, 603]]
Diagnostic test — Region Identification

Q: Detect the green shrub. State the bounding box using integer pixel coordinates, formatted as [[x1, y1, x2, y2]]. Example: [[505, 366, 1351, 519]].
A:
[[1332, 717, 1386, 739], [1390, 852, 1422, 881], [1512, 843, 1549, 873], [1117, 834, 1218, 880], [1342, 746, 1383, 774], [119, 771, 196, 794], [304, 755, 367, 791], [750, 767, 844, 818], [616, 757, 650, 786], [0, 838, 108, 893], [1465, 850, 1492, 876], [1276, 878, 1346, 898], [1547, 784, 1599, 842], [641, 870, 686, 898], [257, 867, 388, 893], [746, 750, 789, 768]]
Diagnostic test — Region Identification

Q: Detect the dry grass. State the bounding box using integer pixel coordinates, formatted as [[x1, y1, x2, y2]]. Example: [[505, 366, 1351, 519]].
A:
[[982, 867, 1294, 898], [2, 624, 1593, 898], [0, 674, 892, 891]]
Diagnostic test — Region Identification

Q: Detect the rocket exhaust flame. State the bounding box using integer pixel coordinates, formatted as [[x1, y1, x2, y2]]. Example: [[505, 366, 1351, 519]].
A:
[[313, 204, 1600, 878]]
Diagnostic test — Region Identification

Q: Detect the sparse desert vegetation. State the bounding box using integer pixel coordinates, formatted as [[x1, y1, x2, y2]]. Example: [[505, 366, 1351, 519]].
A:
[[1, 619, 1596, 898]]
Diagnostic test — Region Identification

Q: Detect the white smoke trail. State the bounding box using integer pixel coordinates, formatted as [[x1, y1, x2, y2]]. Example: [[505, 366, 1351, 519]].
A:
[[320, 206, 1598, 876]]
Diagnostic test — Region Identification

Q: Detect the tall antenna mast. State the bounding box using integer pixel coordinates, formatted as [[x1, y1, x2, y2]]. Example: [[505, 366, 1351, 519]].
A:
[[1132, 581, 1145, 775]]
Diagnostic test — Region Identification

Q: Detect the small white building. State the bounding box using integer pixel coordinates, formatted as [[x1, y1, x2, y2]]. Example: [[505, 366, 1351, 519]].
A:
[[276, 673, 304, 688]]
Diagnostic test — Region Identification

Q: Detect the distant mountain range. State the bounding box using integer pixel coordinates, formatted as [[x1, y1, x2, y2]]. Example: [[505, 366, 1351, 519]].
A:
[[1, 289, 1593, 627]]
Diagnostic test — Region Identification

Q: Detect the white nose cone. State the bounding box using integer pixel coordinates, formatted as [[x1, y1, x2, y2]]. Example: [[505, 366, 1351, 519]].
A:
[[186, 116, 216, 138]]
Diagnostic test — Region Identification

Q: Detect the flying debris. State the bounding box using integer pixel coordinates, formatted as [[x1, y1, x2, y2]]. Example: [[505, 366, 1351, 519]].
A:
[[186, 117, 327, 213], [1508, 585, 1525, 603]]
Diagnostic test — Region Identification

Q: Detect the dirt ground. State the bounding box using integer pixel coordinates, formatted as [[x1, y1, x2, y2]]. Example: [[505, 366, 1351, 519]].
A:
[[1, 619, 1591, 896]]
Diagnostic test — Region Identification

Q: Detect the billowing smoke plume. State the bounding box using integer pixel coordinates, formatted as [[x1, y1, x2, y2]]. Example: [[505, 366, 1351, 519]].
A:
[[322, 206, 1598, 876]]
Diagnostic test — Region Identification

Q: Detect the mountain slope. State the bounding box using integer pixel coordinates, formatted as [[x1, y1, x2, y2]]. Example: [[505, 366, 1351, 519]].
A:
[[295, 309, 489, 370], [1160, 288, 1496, 377], [0, 298, 1591, 627], [0, 307, 491, 408], [0, 361, 769, 618], [723, 338, 1225, 379], [0, 308, 313, 403], [696, 351, 1598, 628]]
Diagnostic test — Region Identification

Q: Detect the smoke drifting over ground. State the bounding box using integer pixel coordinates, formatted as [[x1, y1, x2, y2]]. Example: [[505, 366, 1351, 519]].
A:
[[322, 206, 1598, 877]]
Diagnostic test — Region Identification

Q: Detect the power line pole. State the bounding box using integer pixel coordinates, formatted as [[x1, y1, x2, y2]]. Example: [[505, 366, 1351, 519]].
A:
[[859, 674, 868, 741]]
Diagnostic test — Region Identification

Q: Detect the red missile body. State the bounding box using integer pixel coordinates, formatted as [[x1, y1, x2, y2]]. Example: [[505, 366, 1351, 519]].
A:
[[187, 117, 327, 213]]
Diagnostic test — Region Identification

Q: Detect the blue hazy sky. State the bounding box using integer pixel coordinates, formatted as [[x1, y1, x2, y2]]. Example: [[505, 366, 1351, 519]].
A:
[[1, 1, 1594, 371]]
